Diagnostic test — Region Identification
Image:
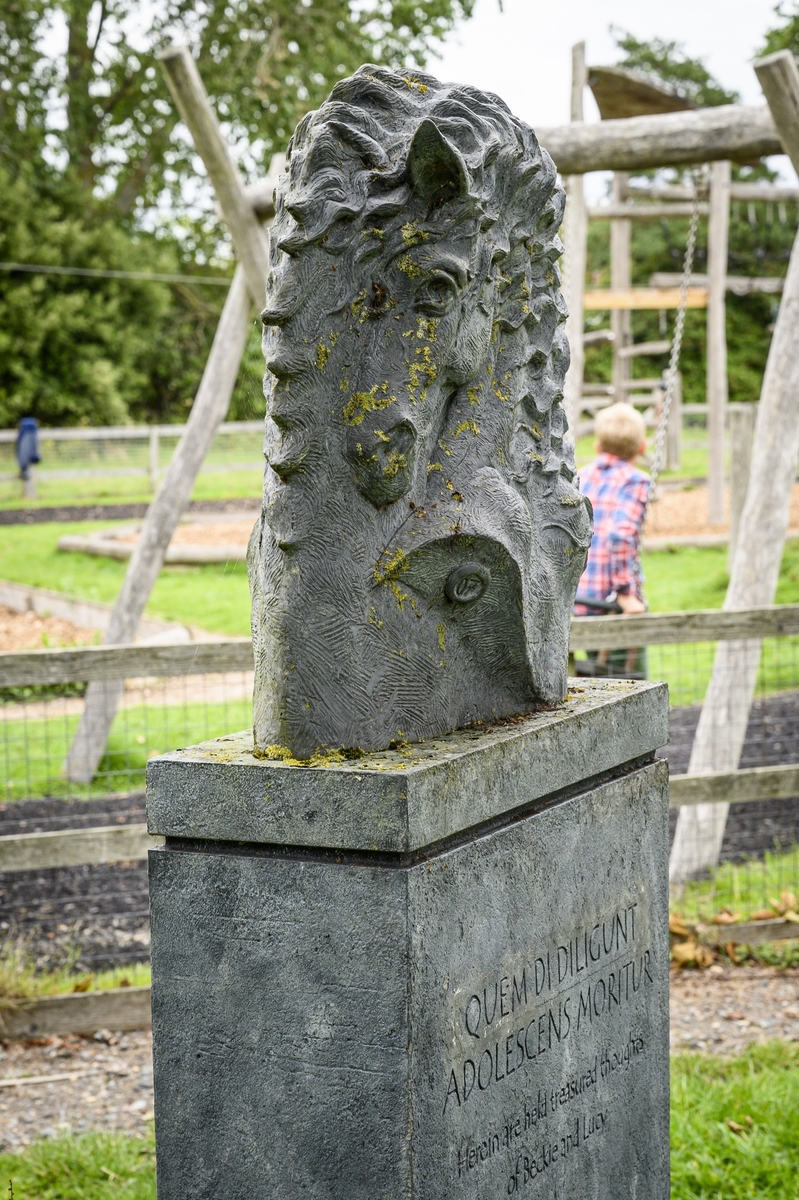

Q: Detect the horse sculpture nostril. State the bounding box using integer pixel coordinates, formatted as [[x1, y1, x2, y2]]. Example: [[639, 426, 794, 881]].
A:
[[445, 562, 490, 604]]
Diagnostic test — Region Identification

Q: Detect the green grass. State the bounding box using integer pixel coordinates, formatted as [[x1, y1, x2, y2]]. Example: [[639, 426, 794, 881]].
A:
[[0, 469, 262, 509], [671, 1043, 799, 1199], [0, 1046, 796, 1197], [1, 697, 252, 803], [0, 521, 251, 636], [0, 1132, 155, 1199], [0, 944, 151, 1003], [674, 847, 799, 925]]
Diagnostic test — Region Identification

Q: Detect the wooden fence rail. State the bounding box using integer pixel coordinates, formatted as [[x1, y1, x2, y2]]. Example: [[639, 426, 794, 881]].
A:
[[0, 766, 796, 874], [3, 605, 799, 684]]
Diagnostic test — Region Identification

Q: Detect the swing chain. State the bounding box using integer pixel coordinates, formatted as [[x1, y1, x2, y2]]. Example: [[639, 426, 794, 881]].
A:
[[641, 166, 706, 528]]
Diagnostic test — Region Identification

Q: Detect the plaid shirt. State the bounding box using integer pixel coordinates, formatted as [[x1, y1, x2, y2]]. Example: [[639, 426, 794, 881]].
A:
[[574, 453, 650, 615]]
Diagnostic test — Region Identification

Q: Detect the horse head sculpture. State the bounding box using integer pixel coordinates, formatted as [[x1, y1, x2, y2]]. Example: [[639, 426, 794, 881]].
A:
[[249, 65, 593, 759]]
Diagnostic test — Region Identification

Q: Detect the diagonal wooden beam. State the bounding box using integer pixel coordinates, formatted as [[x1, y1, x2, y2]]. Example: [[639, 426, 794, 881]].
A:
[[670, 50, 799, 881], [160, 45, 270, 301]]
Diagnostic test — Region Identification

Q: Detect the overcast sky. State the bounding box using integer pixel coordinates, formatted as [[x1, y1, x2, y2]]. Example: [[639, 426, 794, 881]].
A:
[[435, 0, 784, 125]]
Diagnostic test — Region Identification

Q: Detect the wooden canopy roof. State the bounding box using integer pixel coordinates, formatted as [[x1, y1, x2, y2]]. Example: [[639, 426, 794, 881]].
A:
[[588, 66, 696, 120]]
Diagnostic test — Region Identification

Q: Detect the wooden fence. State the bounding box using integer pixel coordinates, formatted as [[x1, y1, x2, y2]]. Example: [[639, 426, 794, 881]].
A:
[[1, 603, 798, 1036], [1, 601, 798, 874]]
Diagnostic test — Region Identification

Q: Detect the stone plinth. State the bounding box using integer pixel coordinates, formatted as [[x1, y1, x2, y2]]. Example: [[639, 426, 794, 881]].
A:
[[147, 679, 670, 1199]]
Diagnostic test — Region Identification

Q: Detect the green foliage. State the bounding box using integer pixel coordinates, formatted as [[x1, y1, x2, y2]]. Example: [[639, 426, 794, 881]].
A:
[[0, 0, 474, 427], [0, 939, 150, 1002], [3, 0, 475, 219], [0, 1132, 156, 1199], [613, 30, 739, 107], [675, 847, 799, 925], [761, 2, 799, 58], [671, 1043, 799, 1199]]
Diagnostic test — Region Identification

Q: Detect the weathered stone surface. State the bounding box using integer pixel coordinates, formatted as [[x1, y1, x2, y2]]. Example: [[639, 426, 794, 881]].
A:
[[248, 65, 593, 759], [150, 758, 669, 1200], [148, 682, 669, 1199], [146, 678, 667, 852]]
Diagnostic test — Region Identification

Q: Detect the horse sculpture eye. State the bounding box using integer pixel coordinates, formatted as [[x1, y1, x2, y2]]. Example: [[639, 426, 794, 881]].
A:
[[445, 562, 491, 604], [416, 272, 457, 314]]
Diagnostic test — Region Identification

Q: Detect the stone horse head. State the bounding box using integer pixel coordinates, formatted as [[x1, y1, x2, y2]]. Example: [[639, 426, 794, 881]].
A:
[[249, 65, 592, 759]]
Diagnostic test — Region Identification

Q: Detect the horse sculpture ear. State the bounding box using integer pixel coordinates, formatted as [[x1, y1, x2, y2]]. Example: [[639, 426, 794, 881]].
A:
[[406, 119, 468, 205]]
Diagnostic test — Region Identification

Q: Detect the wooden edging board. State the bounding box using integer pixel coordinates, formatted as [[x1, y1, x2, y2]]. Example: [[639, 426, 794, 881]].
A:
[[699, 918, 799, 948], [0, 823, 161, 873], [0, 986, 152, 1040]]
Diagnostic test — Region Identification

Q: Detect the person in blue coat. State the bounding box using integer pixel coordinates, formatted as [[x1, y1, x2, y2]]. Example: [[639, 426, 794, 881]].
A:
[[16, 417, 40, 481]]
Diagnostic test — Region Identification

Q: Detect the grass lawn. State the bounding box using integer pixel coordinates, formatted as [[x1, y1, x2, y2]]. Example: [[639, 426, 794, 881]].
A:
[[0, 1044, 796, 1198], [674, 845, 799, 929], [0, 521, 252, 636], [671, 1043, 799, 1199], [2, 522, 799, 643]]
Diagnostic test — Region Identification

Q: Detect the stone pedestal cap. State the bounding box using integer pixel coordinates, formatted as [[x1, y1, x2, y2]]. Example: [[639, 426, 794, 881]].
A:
[[147, 679, 667, 855]]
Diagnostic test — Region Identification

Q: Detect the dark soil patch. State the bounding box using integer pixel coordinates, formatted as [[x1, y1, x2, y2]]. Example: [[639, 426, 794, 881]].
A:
[[662, 691, 799, 863]]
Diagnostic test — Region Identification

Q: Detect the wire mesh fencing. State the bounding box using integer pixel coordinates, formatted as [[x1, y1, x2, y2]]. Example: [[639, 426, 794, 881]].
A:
[[0, 612, 798, 968], [574, 639, 799, 934]]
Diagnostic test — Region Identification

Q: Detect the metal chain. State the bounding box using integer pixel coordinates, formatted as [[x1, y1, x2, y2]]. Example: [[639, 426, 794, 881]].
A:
[[640, 168, 705, 530]]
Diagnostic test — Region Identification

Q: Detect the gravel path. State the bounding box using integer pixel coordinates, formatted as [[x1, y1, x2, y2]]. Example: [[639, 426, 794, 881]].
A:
[[0, 1030, 153, 1152], [670, 965, 799, 1053], [1, 968, 798, 1151]]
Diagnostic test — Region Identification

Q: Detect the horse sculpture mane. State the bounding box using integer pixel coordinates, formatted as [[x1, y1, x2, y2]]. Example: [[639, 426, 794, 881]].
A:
[[249, 65, 593, 760]]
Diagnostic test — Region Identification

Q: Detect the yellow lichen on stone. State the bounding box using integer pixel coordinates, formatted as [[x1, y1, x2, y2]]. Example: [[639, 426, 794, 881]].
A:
[[344, 383, 397, 426], [373, 545, 409, 583], [408, 346, 437, 403], [316, 343, 330, 370], [397, 254, 421, 279], [383, 449, 409, 479], [437, 623, 446, 653], [402, 220, 428, 247], [404, 76, 428, 94], [467, 386, 482, 406], [454, 420, 480, 437]]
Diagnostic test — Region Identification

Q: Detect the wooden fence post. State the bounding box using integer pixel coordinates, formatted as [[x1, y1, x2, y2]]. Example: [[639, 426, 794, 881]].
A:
[[666, 370, 682, 471], [728, 403, 757, 567], [670, 50, 799, 881], [562, 42, 588, 439], [148, 428, 159, 491], [610, 172, 631, 397], [707, 160, 731, 525]]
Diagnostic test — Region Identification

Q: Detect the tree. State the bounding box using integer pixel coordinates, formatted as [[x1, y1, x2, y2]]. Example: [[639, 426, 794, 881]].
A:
[[0, 0, 475, 426], [612, 30, 739, 108], [761, 3, 799, 58], [4, 0, 475, 222]]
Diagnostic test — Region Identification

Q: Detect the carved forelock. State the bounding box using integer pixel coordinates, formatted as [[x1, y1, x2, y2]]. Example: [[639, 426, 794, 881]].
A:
[[268, 64, 575, 481]]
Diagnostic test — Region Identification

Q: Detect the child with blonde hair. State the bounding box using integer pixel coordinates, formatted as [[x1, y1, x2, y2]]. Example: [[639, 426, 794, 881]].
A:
[[574, 402, 650, 676]]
